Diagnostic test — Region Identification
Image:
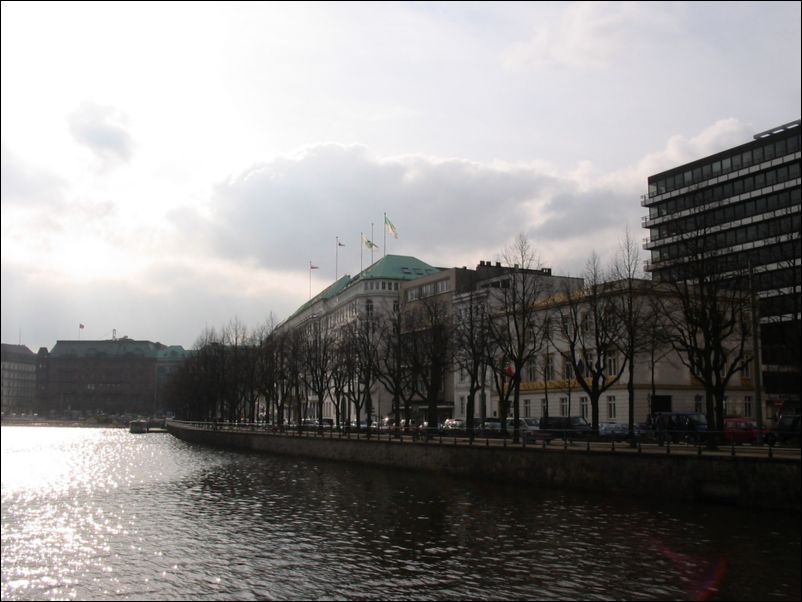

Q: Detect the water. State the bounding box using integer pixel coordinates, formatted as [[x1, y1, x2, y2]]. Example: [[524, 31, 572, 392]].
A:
[[1, 426, 799, 601]]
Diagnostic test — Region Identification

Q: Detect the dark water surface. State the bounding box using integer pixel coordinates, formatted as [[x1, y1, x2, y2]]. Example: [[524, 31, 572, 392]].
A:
[[1, 426, 799, 601]]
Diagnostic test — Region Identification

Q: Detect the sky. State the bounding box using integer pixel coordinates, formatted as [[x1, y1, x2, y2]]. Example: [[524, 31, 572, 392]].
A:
[[2, 1, 800, 352]]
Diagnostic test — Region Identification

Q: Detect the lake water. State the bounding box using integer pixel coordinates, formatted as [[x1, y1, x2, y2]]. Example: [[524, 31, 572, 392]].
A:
[[1, 426, 799, 601]]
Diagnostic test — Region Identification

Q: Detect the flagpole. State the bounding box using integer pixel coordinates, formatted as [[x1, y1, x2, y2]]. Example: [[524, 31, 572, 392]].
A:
[[336, 236, 339, 281], [371, 222, 375, 265], [360, 232, 364, 272], [309, 260, 312, 299], [383, 212, 386, 258]]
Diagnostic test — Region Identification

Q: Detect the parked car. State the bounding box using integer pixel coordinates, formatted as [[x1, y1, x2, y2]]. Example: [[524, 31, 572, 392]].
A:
[[723, 417, 759, 445], [539, 416, 593, 440], [479, 418, 502, 437], [509, 418, 549, 441], [650, 412, 708, 444], [765, 414, 801, 446], [442, 418, 466, 433], [597, 421, 637, 442]]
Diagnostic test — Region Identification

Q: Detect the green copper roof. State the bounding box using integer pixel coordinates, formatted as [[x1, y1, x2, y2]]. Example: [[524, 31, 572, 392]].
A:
[[355, 254, 440, 281], [287, 274, 353, 321], [284, 256, 439, 324]]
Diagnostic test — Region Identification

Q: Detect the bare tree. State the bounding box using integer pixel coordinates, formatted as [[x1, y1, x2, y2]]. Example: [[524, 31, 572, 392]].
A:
[[487, 234, 549, 443], [657, 247, 752, 446], [453, 288, 492, 439], [302, 317, 333, 429], [612, 228, 651, 442], [405, 295, 452, 437], [375, 305, 416, 434], [551, 253, 628, 432]]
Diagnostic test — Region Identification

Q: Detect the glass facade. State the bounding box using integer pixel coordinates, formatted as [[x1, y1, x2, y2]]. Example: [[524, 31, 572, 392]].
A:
[[644, 121, 801, 409]]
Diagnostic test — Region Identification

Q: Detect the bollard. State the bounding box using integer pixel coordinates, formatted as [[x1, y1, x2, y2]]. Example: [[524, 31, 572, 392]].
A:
[[666, 440, 671, 454], [731, 442, 736, 457], [697, 443, 702, 456], [638, 442, 642, 453], [542, 438, 547, 449], [586, 440, 590, 452], [768, 445, 773, 459], [611, 440, 615, 452]]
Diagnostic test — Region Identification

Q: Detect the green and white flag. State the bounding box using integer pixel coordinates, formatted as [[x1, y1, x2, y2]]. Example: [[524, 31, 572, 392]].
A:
[[384, 214, 398, 239], [362, 234, 379, 250]]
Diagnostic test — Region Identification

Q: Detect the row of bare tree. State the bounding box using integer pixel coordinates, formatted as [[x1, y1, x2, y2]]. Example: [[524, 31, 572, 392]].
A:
[[169, 233, 797, 447]]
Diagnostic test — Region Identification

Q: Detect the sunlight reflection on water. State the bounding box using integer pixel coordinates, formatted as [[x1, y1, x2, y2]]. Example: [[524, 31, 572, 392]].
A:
[[2, 426, 799, 601]]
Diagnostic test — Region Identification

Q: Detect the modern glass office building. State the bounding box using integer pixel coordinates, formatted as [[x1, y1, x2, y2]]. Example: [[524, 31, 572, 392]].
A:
[[642, 119, 801, 416]]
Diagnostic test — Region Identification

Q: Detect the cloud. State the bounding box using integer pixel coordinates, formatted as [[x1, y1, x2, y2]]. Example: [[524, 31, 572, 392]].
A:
[[67, 102, 134, 170], [1, 143, 66, 208], [504, 2, 682, 71]]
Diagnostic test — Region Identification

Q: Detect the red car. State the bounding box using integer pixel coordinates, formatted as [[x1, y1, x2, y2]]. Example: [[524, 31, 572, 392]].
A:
[[723, 417, 759, 444]]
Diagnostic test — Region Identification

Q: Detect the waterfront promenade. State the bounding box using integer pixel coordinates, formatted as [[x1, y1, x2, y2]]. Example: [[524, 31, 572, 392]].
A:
[[167, 420, 801, 510]]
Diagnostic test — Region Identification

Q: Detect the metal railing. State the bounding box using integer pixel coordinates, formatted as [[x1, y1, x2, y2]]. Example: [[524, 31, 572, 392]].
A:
[[167, 420, 799, 458]]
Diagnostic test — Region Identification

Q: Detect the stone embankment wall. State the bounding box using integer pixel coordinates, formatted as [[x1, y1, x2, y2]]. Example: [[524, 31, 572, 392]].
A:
[[167, 421, 800, 510]]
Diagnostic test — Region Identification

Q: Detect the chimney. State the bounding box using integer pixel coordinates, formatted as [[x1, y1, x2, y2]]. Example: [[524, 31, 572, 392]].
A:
[[496, 261, 501, 268]]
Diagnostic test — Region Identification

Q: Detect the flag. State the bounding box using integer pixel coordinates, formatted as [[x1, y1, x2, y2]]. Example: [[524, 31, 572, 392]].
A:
[[384, 215, 398, 239], [338, 241, 346, 247], [79, 323, 85, 329], [362, 234, 379, 250], [310, 263, 319, 270]]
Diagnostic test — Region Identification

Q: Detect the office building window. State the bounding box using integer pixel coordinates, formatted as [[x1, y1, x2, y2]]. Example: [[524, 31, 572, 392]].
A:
[[560, 397, 568, 416], [580, 397, 589, 419], [524, 399, 531, 418]]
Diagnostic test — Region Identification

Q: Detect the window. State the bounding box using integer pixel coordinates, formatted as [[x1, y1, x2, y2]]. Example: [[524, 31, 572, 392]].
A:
[[381, 281, 386, 290], [544, 354, 555, 380], [560, 397, 568, 417], [744, 396, 752, 418], [694, 394, 703, 413], [563, 360, 573, 380], [365, 299, 373, 317], [459, 396, 465, 416], [524, 399, 531, 418], [607, 395, 616, 419], [580, 397, 589, 419], [606, 353, 618, 377]]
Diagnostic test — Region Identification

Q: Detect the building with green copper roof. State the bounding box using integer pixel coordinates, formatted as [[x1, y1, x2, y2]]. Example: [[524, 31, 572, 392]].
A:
[[280, 255, 440, 331]]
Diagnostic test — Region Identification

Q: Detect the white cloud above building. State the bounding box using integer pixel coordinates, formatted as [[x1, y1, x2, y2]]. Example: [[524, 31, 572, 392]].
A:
[[1, 1, 800, 351]]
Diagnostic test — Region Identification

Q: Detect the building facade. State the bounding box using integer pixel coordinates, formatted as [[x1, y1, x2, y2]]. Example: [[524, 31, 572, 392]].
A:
[[642, 119, 801, 419], [37, 338, 188, 417], [1, 344, 38, 415]]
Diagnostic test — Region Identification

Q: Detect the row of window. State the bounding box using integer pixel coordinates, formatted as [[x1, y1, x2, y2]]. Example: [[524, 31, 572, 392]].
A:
[[653, 239, 799, 284], [649, 161, 800, 220], [363, 280, 400, 292], [651, 188, 800, 240], [649, 133, 800, 197], [405, 278, 451, 301], [652, 214, 800, 262]]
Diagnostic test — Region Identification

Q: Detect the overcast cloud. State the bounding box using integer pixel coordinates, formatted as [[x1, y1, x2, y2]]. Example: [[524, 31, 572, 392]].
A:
[[1, 2, 799, 352]]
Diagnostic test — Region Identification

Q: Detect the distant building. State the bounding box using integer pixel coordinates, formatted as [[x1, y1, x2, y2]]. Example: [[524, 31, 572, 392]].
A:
[[643, 119, 801, 418], [1, 344, 37, 414], [37, 338, 188, 417]]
